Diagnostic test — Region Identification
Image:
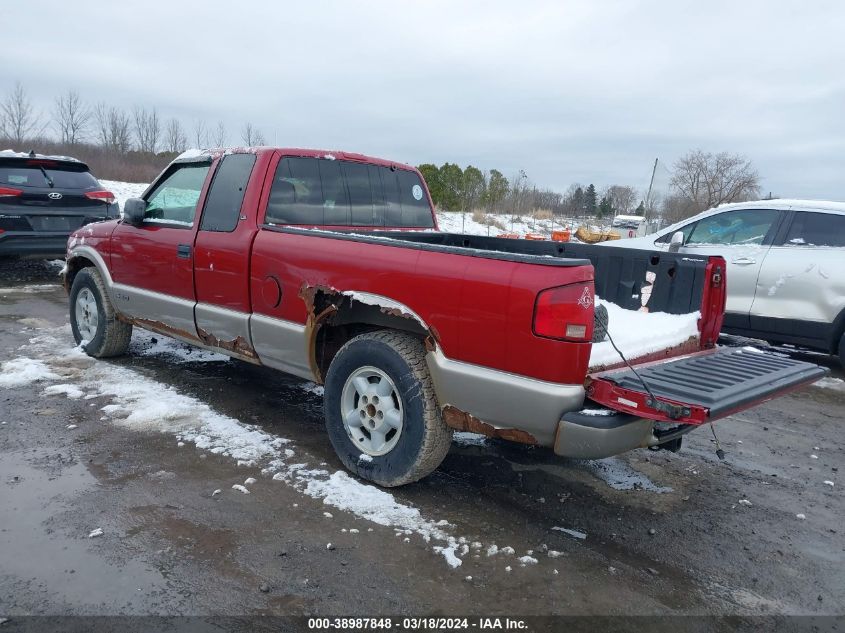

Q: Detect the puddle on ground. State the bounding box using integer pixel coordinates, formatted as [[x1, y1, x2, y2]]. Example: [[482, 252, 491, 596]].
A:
[[0, 450, 168, 612]]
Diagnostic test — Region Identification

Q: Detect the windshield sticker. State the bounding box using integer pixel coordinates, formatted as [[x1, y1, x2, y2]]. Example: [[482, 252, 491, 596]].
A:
[[412, 184, 423, 201]]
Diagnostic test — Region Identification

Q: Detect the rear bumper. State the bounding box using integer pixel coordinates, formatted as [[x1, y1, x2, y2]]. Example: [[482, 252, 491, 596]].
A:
[[553, 411, 655, 459], [0, 232, 69, 257]]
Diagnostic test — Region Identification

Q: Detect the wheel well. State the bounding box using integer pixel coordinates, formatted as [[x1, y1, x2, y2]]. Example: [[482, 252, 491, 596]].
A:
[[63, 256, 96, 292], [309, 290, 429, 381]]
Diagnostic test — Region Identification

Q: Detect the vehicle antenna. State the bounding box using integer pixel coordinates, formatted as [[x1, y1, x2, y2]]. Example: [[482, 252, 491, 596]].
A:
[[709, 423, 726, 460]]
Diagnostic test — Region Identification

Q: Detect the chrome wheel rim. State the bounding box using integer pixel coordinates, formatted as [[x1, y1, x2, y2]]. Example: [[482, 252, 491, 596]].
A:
[[75, 288, 99, 342], [340, 366, 403, 456]]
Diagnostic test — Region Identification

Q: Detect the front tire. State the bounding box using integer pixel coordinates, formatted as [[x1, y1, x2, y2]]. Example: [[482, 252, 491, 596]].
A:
[[69, 268, 132, 358], [323, 330, 452, 487]]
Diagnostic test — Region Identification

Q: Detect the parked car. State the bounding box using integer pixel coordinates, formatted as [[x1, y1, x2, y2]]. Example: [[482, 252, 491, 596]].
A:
[[599, 200, 845, 364], [0, 150, 118, 257], [62, 149, 825, 486]]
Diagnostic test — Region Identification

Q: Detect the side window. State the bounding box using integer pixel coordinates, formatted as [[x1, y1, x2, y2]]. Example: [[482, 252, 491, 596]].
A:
[[265, 157, 349, 225], [144, 164, 210, 227], [266, 157, 322, 224], [199, 154, 256, 232], [655, 222, 696, 245], [783, 212, 845, 247], [686, 209, 778, 246]]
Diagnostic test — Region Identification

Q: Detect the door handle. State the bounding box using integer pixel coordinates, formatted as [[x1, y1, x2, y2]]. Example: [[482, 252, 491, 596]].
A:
[[731, 257, 756, 265], [177, 244, 192, 259]]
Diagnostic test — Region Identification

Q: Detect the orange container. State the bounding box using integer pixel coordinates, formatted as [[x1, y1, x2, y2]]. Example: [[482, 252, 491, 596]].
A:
[[497, 233, 520, 239], [524, 233, 547, 241], [551, 229, 571, 242]]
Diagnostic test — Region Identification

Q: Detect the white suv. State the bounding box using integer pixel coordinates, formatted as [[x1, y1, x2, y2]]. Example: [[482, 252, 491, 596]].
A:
[[599, 200, 845, 363]]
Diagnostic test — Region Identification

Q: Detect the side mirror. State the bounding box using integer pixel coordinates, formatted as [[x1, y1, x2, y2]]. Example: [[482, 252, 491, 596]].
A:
[[123, 198, 147, 226], [668, 231, 685, 252]]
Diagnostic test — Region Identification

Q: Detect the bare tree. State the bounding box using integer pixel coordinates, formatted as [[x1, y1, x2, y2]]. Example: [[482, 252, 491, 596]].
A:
[[94, 103, 132, 153], [133, 106, 160, 153], [669, 150, 761, 218], [164, 118, 188, 153], [508, 170, 530, 216], [193, 119, 208, 148], [605, 185, 639, 215], [211, 121, 227, 147], [241, 122, 266, 146], [53, 90, 90, 144], [1, 82, 44, 145]]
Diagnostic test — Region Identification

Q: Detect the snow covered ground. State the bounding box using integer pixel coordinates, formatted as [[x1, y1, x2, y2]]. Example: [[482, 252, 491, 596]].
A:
[[436, 210, 579, 238], [99, 180, 148, 212], [3, 325, 560, 570]]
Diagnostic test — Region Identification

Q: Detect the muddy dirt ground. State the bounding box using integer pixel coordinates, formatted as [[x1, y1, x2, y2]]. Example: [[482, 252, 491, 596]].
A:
[[0, 259, 842, 627]]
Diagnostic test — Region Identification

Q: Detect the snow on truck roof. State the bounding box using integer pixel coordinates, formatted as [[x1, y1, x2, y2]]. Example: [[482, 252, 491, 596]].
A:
[[174, 147, 417, 170]]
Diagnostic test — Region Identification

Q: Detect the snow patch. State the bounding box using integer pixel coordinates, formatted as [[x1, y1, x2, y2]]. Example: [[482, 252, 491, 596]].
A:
[[0, 357, 59, 387], [552, 527, 587, 540], [452, 432, 487, 446], [813, 377, 844, 392], [583, 457, 672, 492], [44, 383, 85, 399]]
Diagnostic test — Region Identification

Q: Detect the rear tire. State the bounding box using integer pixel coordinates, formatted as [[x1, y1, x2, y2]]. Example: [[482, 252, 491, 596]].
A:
[[323, 330, 452, 487], [69, 268, 132, 358]]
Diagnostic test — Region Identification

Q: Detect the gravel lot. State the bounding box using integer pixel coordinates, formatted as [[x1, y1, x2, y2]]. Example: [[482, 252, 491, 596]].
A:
[[1, 258, 842, 627]]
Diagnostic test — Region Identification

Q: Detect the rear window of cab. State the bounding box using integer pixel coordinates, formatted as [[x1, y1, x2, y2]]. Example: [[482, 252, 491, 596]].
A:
[[264, 156, 433, 228]]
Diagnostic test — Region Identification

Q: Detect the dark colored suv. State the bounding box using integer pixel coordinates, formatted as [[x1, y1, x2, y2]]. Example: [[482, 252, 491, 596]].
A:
[[0, 151, 118, 257]]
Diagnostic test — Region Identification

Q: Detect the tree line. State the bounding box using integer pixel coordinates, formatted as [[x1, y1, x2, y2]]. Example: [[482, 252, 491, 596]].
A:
[[2, 82, 763, 220], [418, 162, 643, 219], [0, 82, 268, 181]]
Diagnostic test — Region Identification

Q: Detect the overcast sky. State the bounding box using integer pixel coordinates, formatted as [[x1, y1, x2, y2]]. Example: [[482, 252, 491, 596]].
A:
[[2, 0, 844, 199]]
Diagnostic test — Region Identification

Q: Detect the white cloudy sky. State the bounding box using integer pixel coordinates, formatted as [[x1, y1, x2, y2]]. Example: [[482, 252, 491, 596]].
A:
[[2, 0, 844, 198]]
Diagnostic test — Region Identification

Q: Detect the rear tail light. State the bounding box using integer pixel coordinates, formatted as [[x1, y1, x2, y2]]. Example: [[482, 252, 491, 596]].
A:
[[0, 186, 23, 198], [85, 190, 116, 205], [533, 282, 595, 342]]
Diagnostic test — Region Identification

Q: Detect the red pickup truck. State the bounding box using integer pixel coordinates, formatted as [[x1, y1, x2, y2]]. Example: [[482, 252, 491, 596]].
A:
[[63, 148, 825, 486]]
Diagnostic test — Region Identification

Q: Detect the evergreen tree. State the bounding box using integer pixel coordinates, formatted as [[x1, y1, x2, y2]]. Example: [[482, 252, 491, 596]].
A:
[[460, 166, 485, 211], [483, 169, 509, 212], [598, 195, 613, 218], [417, 164, 442, 206], [635, 201, 646, 215], [438, 163, 464, 211], [584, 183, 597, 216], [572, 186, 585, 214]]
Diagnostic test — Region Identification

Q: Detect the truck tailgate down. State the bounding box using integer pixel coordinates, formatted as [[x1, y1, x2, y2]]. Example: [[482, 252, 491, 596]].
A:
[[586, 347, 828, 425]]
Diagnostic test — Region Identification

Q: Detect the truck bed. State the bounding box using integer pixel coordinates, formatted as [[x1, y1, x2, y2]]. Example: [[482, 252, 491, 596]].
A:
[[268, 227, 725, 364]]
